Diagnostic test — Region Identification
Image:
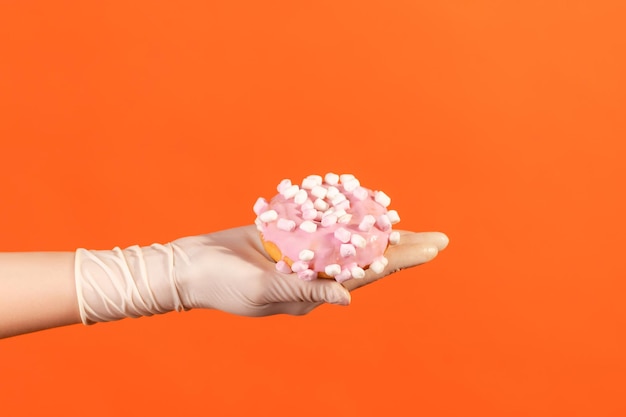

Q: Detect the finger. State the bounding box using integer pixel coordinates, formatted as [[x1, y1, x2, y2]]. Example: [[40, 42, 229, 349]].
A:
[[263, 273, 351, 306], [264, 301, 324, 316], [395, 230, 449, 251], [342, 243, 439, 291]]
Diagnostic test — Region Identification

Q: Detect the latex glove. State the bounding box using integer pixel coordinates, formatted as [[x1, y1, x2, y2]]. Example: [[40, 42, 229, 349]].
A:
[[75, 225, 448, 324]]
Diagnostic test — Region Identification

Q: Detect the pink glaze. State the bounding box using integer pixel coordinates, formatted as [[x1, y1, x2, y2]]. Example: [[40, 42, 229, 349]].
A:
[[255, 173, 399, 281]]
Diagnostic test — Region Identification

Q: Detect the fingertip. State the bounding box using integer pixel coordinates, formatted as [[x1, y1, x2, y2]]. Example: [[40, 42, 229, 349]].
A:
[[339, 286, 351, 306], [397, 231, 449, 251], [436, 232, 449, 251], [425, 245, 439, 260], [327, 284, 351, 306]]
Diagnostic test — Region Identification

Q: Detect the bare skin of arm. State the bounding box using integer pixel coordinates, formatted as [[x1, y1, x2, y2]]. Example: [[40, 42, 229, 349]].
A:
[[0, 252, 81, 338]]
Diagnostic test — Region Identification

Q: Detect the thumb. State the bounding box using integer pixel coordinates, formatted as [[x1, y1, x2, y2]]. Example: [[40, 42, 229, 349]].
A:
[[264, 273, 351, 306]]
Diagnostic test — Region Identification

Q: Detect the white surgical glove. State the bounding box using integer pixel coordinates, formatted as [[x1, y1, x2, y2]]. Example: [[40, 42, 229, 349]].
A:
[[74, 225, 447, 324]]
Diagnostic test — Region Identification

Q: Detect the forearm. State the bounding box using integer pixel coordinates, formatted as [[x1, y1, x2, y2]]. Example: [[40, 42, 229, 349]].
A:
[[0, 252, 81, 338]]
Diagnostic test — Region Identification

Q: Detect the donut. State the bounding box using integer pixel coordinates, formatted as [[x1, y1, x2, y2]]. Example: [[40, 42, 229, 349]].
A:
[[253, 173, 401, 283]]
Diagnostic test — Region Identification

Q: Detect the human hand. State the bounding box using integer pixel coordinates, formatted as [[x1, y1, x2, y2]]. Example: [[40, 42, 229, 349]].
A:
[[75, 225, 448, 323], [171, 225, 449, 316]]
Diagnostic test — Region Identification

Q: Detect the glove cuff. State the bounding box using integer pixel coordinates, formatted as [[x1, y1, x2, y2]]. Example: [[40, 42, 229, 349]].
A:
[[74, 243, 184, 325]]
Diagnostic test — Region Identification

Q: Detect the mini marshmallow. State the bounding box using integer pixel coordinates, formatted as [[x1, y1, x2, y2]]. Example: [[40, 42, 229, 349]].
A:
[[334, 199, 350, 211], [294, 189, 308, 205], [255, 218, 263, 232], [370, 260, 385, 274], [306, 174, 323, 185], [277, 218, 296, 232], [350, 266, 366, 279], [334, 227, 351, 243], [340, 244, 356, 258], [297, 269, 317, 281], [342, 178, 360, 193], [351, 234, 367, 248], [321, 215, 338, 227], [340, 174, 355, 183], [282, 184, 300, 199], [299, 220, 317, 233], [302, 208, 317, 220], [324, 264, 342, 277], [277, 179, 292, 193], [335, 268, 352, 283], [259, 210, 278, 222], [311, 185, 328, 199], [301, 177, 318, 190], [291, 260, 309, 273], [324, 172, 339, 186], [299, 249, 315, 261], [376, 214, 392, 231], [389, 231, 401, 245], [374, 255, 389, 266], [275, 260, 292, 274], [253, 197, 268, 215], [331, 193, 347, 206], [332, 208, 347, 219], [374, 190, 391, 207], [326, 186, 340, 200], [358, 215, 376, 232], [315, 211, 324, 221], [313, 198, 329, 211], [352, 186, 369, 201], [321, 207, 334, 217], [387, 210, 400, 224], [301, 199, 314, 210], [337, 213, 353, 224]]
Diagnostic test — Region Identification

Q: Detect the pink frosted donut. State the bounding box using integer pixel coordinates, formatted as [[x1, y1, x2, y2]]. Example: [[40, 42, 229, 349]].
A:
[[254, 173, 401, 283]]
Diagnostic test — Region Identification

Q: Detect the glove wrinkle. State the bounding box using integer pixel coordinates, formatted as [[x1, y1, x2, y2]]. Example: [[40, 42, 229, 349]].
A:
[[75, 244, 182, 325]]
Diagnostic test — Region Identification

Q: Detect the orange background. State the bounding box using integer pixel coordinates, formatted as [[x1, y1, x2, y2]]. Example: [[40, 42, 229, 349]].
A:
[[1, 1, 625, 416]]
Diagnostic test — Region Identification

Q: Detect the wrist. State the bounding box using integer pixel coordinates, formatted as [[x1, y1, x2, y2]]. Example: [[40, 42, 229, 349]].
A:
[[169, 234, 221, 311]]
